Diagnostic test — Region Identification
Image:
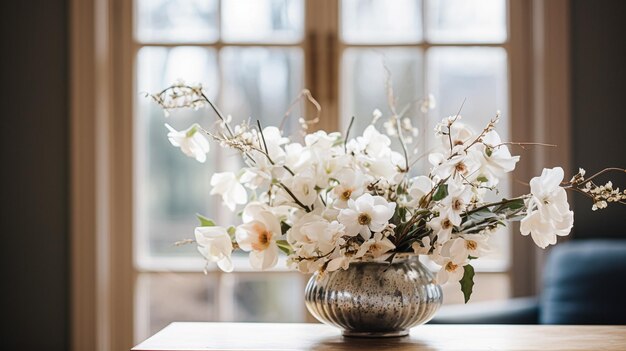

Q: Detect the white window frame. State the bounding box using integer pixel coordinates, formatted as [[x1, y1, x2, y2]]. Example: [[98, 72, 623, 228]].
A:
[[70, 0, 571, 349]]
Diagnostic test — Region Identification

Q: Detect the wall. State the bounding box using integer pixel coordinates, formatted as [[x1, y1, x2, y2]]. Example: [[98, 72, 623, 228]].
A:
[[0, 0, 69, 350], [570, 0, 626, 239]]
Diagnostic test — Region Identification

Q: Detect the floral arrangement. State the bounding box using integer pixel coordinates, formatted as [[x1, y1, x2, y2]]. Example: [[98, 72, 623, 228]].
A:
[[149, 81, 625, 302]]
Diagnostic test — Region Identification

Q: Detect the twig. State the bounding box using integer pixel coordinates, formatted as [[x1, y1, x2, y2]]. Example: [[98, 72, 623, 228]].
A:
[[448, 98, 466, 151], [256, 120, 274, 165], [278, 183, 311, 212], [577, 167, 625, 185], [279, 89, 321, 131], [494, 141, 557, 150], [344, 116, 355, 154]]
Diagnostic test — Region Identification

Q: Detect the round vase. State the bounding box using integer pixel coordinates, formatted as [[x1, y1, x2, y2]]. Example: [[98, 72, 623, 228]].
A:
[[304, 255, 442, 337]]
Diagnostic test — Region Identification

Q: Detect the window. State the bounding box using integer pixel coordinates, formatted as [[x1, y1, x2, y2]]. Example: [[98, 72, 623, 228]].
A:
[[132, 0, 512, 342]]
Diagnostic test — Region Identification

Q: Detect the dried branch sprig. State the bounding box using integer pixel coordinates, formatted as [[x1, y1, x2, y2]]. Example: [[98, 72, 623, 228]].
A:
[[564, 167, 626, 210], [462, 112, 500, 153], [383, 63, 410, 173], [149, 80, 237, 138], [280, 89, 321, 132]]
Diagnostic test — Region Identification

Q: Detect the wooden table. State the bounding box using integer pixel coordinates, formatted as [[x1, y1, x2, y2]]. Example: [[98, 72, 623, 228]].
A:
[[132, 322, 626, 351]]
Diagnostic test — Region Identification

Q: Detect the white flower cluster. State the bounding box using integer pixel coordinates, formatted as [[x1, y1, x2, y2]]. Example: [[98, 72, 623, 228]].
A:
[[149, 80, 207, 116], [152, 83, 622, 299]]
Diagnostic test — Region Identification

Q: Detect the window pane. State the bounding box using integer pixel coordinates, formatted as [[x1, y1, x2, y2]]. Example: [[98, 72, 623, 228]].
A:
[[426, 47, 510, 267], [341, 48, 425, 167], [136, 0, 218, 43], [221, 273, 305, 322], [426, 0, 507, 43], [221, 0, 304, 43], [341, 0, 422, 44], [220, 47, 304, 132], [135, 46, 223, 265], [134, 272, 218, 343]]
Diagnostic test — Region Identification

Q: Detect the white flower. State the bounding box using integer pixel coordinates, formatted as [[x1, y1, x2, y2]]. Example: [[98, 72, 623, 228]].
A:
[[435, 119, 474, 149], [331, 168, 366, 208], [433, 239, 469, 285], [326, 254, 351, 272], [292, 256, 327, 274], [407, 176, 434, 207], [210, 172, 248, 211], [412, 236, 432, 255], [337, 193, 396, 240], [434, 256, 467, 285], [371, 108, 383, 124], [304, 130, 341, 155], [429, 147, 481, 180], [239, 166, 272, 190], [438, 181, 473, 226], [235, 203, 282, 270], [449, 234, 490, 260], [278, 170, 318, 207], [284, 142, 311, 173], [349, 125, 406, 180], [478, 130, 520, 185], [259, 126, 289, 162], [354, 232, 396, 259], [520, 167, 574, 249], [165, 123, 210, 163], [315, 154, 353, 188], [349, 125, 392, 158], [427, 215, 455, 244], [194, 226, 234, 272], [420, 93, 436, 113], [287, 212, 345, 257]]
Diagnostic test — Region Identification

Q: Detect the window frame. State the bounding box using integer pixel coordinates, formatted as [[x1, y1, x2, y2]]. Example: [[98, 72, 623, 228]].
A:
[[70, 0, 571, 349]]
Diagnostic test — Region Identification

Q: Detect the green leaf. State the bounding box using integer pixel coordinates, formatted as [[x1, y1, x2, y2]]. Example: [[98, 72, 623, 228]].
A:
[[281, 221, 292, 235], [476, 175, 489, 183], [196, 213, 216, 227], [493, 198, 525, 213], [276, 240, 293, 255], [432, 184, 449, 201], [227, 226, 236, 240], [485, 146, 493, 157], [459, 264, 475, 304]]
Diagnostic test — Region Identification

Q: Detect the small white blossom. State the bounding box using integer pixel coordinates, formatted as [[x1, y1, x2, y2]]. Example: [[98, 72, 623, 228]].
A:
[[478, 130, 520, 185], [449, 234, 490, 259], [210, 172, 247, 211], [429, 147, 481, 180], [195, 226, 234, 272], [331, 168, 366, 208], [428, 215, 455, 244], [438, 181, 474, 226], [354, 232, 396, 259], [165, 123, 210, 163], [406, 176, 434, 207]]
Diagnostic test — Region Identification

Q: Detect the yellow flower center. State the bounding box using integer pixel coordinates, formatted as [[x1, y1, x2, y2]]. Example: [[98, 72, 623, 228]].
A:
[[465, 240, 477, 251], [341, 189, 353, 201], [455, 162, 467, 174], [442, 218, 453, 230], [452, 199, 463, 211], [445, 261, 458, 272], [358, 213, 372, 225], [251, 223, 272, 251]]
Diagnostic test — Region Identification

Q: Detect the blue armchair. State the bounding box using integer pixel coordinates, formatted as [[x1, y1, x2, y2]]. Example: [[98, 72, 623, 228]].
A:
[[430, 239, 626, 325]]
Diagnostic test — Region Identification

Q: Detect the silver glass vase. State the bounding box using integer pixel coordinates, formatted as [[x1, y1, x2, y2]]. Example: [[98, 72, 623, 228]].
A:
[[304, 255, 442, 337]]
